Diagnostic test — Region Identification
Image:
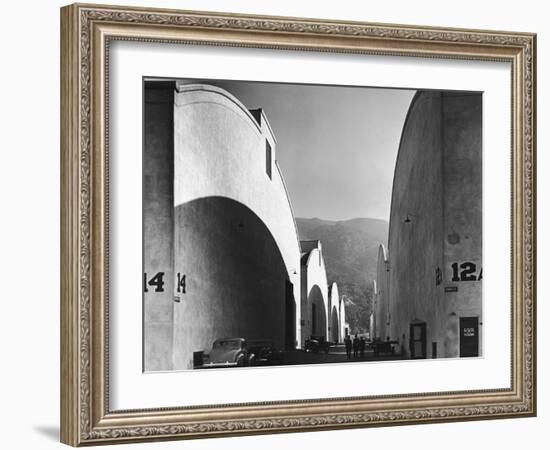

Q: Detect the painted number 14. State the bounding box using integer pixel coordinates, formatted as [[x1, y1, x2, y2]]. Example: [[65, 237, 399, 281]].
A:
[[143, 272, 186, 293]]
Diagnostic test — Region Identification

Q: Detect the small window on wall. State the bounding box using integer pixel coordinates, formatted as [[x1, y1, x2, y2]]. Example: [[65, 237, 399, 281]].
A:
[[265, 140, 272, 179]]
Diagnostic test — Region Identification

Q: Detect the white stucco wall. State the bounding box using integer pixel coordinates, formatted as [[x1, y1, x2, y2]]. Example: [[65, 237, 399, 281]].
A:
[[144, 83, 303, 369], [339, 299, 347, 341], [374, 244, 390, 340], [329, 283, 341, 343], [143, 86, 175, 371], [387, 91, 482, 359], [300, 242, 330, 343], [173, 84, 301, 302]]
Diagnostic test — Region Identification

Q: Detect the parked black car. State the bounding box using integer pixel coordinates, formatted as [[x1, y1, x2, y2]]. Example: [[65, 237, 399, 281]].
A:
[[370, 338, 398, 356], [248, 339, 283, 366], [304, 335, 330, 354], [200, 338, 254, 368]]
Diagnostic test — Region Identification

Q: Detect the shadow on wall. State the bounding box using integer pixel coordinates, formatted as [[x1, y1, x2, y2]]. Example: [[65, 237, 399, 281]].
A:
[[331, 306, 339, 343], [172, 195, 296, 370]]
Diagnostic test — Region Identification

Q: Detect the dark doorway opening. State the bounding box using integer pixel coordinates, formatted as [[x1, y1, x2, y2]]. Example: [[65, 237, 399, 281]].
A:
[[331, 307, 339, 343], [459, 317, 479, 357], [285, 280, 296, 350], [410, 321, 427, 359], [312, 303, 317, 335]]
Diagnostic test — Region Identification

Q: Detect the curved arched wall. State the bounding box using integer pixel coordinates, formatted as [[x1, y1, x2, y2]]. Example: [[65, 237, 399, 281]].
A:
[[374, 244, 390, 340], [387, 91, 482, 359], [307, 284, 327, 339], [300, 244, 329, 343], [172, 196, 291, 369], [144, 83, 302, 370], [329, 283, 341, 343], [339, 298, 347, 340]]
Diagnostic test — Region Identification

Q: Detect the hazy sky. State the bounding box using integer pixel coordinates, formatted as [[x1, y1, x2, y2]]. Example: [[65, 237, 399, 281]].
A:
[[184, 79, 415, 222]]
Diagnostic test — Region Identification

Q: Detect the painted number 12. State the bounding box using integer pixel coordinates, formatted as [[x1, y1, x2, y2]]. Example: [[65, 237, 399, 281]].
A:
[[451, 262, 482, 282]]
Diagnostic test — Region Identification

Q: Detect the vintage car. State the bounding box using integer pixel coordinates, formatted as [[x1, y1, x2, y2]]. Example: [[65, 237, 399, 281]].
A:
[[201, 338, 254, 368], [370, 338, 398, 356], [247, 339, 283, 366], [304, 335, 331, 354]]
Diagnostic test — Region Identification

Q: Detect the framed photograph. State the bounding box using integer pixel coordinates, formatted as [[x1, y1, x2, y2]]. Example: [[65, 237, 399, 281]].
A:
[[60, 3, 536, 446]]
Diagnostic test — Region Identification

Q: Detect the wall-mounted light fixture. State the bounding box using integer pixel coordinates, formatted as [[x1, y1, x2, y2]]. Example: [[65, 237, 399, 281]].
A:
[[404, 213, 419, 224]]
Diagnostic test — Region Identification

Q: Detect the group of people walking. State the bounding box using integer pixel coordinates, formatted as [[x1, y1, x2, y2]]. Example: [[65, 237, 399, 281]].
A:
[[344, 334, 367, 359]]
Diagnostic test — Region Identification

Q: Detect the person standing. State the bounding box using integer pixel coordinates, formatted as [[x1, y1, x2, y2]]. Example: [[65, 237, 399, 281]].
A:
[[344, 335, 352, 360], [352, 334, 359, 358]]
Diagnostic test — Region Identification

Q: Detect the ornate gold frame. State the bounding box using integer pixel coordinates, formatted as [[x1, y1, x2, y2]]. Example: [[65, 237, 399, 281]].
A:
[[60, 3, 536, 446]]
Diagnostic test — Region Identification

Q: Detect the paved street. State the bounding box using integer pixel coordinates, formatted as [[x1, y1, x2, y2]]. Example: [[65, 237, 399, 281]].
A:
[[280, 344, 404, 366]]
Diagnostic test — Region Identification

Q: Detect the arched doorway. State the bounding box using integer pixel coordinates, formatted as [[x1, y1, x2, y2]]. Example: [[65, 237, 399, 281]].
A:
[[331, 306, 339, 343], [307, 285, 327, 339], [171, 196, 292, 369]]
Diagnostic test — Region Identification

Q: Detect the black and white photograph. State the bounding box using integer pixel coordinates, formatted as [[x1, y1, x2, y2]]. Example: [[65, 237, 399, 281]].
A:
[[1, 0, 543, 447], [143, 78, 482, 372]]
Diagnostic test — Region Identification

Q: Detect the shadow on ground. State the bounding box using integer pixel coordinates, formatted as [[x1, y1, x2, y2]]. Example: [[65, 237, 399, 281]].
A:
[[33, 425, 59, 441]]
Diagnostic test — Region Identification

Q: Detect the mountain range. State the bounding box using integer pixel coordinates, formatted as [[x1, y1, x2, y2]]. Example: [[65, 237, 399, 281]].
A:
[[295, 217, 389, 333]]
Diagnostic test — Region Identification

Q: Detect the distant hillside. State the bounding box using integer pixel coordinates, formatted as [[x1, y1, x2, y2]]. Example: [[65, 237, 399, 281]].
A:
[[296, 217, 388, 288], [296, 217, 388, 334]]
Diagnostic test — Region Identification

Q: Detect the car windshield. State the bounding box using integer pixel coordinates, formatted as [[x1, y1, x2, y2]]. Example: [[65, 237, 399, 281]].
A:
[[213, 340, 241, 349]]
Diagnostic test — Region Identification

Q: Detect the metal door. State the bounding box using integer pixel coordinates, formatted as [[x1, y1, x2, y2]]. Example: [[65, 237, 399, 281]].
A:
[[410, 322, 427, 359], [459, 317, 479, 357]]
